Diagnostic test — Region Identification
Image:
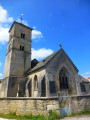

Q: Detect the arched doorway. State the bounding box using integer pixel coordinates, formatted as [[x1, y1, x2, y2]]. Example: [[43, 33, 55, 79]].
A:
[[59, 67, 69, 90]]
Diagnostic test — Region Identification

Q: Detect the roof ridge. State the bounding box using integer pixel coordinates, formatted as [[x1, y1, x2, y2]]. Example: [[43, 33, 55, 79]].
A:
[[28, 49, 61, 73]]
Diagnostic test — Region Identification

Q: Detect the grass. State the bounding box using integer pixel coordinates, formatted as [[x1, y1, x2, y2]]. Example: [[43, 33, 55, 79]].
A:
[[0, 111, 62, 120], [68, 110, 90, 117], [0, 113, 46, 120], [0, 110, 90, 120]]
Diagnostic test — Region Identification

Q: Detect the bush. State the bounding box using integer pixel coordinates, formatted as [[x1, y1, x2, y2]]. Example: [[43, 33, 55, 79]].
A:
[[48, 110, 62, 120]]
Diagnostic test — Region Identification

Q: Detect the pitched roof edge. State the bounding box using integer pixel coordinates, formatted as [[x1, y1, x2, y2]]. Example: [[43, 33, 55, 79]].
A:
[[9, 21, 33, 33], [28, 50, 60, 73], [28, 48, 79, 74], [61, 49, 79, 73]]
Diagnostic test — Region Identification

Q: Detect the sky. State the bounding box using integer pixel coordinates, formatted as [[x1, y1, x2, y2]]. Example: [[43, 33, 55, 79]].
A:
[[0, 0, 90, 79]]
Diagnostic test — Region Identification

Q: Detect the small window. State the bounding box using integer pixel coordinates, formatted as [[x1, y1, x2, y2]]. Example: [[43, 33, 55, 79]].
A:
[[34, 75, 38, 90], [21, 33, 25, 39], [20, 45, 24, 51], [80, 83, 86, 92]]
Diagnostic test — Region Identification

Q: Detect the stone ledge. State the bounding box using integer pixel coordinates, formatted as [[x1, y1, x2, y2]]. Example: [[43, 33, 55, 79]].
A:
[[70, 94, 90, 98], [0, 96, 58, 100]]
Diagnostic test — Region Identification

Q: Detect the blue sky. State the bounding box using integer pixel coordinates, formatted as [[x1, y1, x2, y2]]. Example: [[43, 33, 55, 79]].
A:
[[0, 0, 90, 79]]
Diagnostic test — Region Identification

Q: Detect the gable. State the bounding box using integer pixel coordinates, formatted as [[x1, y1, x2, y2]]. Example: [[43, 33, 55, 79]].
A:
[[28, 48, 78, 74], [45, 49, 78, 73]]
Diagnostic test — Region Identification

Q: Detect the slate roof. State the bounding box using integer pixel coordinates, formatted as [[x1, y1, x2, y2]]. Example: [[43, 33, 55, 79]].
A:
[[79, 75, 89, 83], [28, 48, 78, 73], [28, 50, 59, 73]]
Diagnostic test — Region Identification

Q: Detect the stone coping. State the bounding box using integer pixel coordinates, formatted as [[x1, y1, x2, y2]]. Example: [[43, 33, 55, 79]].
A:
[[0, 94, 90, 100], [0, 96, 58, 100], [59, 94, 90, 98], [70, 94, 90, 98]]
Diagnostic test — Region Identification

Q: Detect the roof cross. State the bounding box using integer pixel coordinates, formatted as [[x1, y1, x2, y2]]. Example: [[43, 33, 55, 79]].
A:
[[20, 14, 23, 23], [59, 44, 62, 49]]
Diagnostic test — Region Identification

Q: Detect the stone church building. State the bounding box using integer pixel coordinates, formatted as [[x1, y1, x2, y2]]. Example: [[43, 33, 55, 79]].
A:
[[0, 21, 90, 97], [0, 22, 90, 116]]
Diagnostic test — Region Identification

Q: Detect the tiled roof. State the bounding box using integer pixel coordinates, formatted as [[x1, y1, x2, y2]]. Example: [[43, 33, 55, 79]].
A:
[[87, 77, 90, 80]]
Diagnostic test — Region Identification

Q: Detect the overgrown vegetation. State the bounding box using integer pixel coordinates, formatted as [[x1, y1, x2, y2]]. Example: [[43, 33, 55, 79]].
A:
[[0, 111, 62, 120], [0, 110, 90, 120], [68, 110, 90, 117], [68, 105, 90, 117]]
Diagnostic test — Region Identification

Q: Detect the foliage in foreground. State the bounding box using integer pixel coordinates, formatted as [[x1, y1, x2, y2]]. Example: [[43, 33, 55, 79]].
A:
[[0, 111, 62, 120], [68, 110, 90, 117], [0, 110, 90, 120]]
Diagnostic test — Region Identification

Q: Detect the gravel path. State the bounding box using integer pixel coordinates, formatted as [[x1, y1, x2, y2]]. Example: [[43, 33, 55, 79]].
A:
[[62, 114, 90, 120]]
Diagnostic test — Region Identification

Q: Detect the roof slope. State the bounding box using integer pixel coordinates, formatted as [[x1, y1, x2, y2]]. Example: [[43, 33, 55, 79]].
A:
[[28, 50, 59, 73], [28, 48, 78, 73], [9, 21, 33, 33]]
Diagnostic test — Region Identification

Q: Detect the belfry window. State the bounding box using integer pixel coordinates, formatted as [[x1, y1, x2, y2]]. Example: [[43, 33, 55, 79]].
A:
[[59, 67, 69, 90], [21, 33, 25, 39], [20, 45, 24, 51], [34, 75, 38, 90]]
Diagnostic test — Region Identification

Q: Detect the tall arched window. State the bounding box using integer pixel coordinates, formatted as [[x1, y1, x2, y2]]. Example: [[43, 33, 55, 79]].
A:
[[41, 76, 46, 97], [34, 75, 38, 90], [59, 67, 69, 90]]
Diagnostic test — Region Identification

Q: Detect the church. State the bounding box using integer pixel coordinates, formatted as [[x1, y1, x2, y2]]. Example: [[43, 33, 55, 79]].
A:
[[0, 21, 90, 116]]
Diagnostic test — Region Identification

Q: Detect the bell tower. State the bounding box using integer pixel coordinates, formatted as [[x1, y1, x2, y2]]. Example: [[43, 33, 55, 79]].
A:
[[1, 21, 33, 97], [4, 22, 33, 78]]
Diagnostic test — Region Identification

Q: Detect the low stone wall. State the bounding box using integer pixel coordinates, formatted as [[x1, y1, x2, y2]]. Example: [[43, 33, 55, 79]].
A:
[[70, 95, 90, 113], [0, 97, 60, 115]]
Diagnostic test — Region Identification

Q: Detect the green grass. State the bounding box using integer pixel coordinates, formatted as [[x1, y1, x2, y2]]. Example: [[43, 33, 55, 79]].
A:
[[0, 113, 46, 120], [0, 111, 62, 120], [68, 110, 90, 117], [0, 110, 90, 120]]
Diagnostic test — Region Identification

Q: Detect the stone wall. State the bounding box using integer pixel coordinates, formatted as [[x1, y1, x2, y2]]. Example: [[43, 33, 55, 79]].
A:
[[70, 95, 90, 113], [0, 97, 60, 115]]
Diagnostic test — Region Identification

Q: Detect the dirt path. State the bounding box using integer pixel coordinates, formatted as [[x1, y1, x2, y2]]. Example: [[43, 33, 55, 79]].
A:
[[62, 114, 90, 120]]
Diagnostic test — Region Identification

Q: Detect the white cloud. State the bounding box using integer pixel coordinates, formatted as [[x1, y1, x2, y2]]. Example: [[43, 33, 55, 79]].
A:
[[0, 5, 13, 23], [81, 71, 90, 79], [0, 62, 1, 67], [16, 20, 43, 40], [0, 5, 43, 43], [17, 18, 28, 26], [0, 5, 13, 43], [85, 72, 90, 75], [0, 73, 3, 79], [32, 48, 53, 60], [0, 25, 9, 43], [32, 30, 43, 39]]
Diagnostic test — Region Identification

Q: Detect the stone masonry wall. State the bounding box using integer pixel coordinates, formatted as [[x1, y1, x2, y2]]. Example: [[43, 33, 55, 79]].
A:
[[70, 95, 90, 113], [0, 97, 60, 115]]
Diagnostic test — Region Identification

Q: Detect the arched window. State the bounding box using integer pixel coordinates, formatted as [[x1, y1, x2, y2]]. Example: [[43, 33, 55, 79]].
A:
[[41, 76, 46, 97], [59, 67, 69, 90], [34, 75, 38, 90]]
